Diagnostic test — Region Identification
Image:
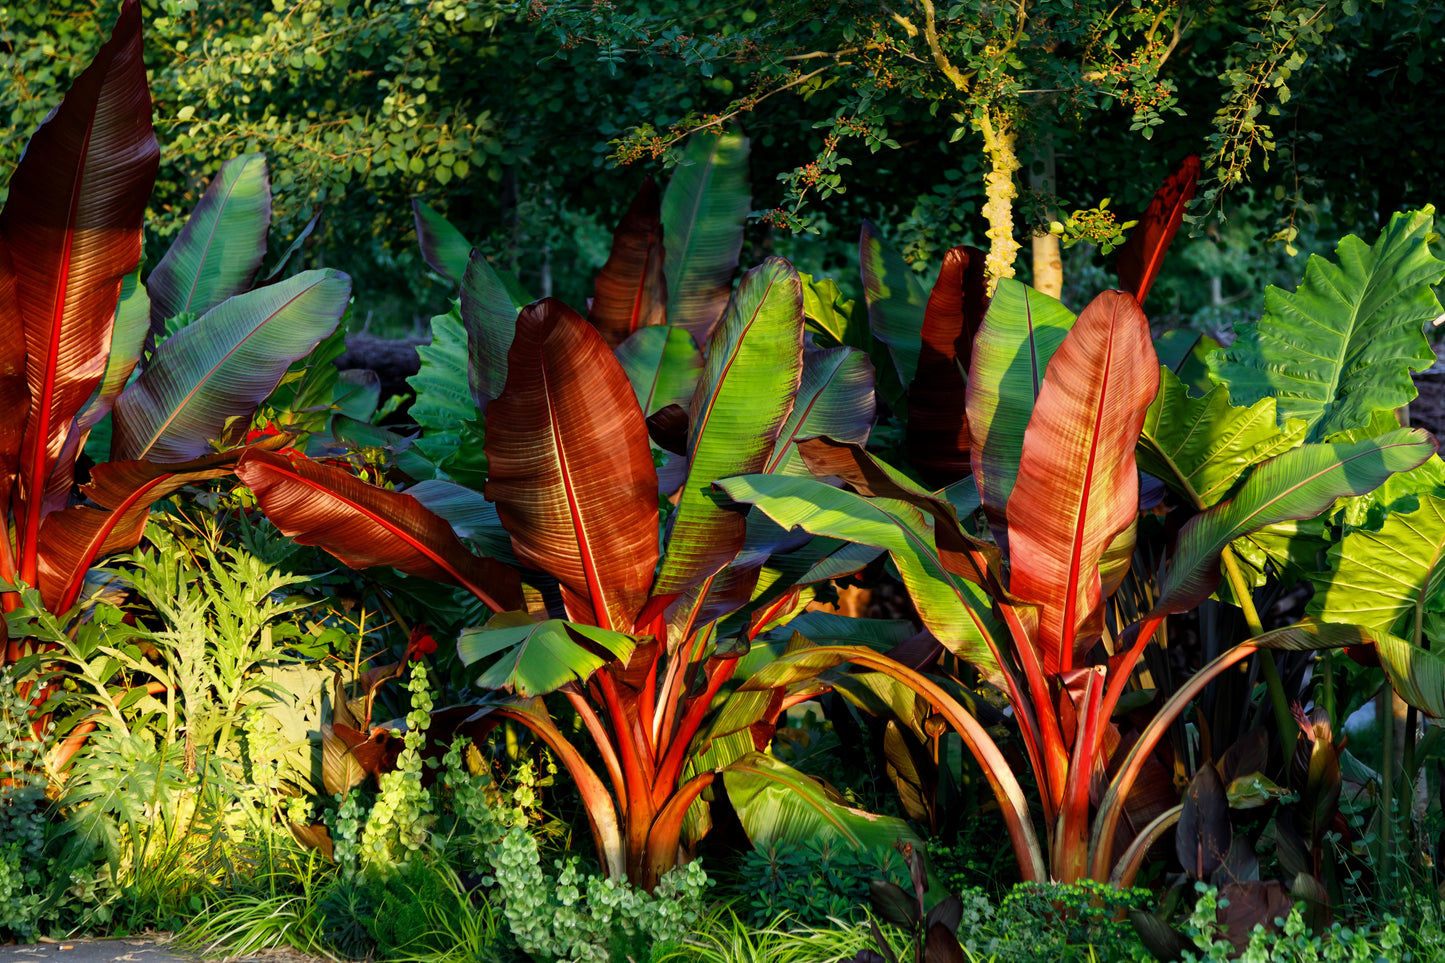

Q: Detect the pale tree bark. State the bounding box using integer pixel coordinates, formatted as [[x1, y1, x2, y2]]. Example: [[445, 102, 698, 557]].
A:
[[1029, 140, 1063, 299]]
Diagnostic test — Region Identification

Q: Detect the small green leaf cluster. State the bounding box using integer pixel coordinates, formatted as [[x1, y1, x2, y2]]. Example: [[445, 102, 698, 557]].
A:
[[1179, 884, 1411, 963], [358, 660, 436, 867], [732, 838, 909, 928], [0, 670, 49, 939]]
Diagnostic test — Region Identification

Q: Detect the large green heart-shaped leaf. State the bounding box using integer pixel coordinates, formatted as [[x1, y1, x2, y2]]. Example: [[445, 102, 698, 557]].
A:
[[1208, 208, 1444, 441], [1309, 494, 1445, 639], [406, 307, 486, 486], [1007, 291, 1159, 672], [965, 279, 1076, 545], [1137, 367, 1307, 510], [147, 153, 270, 334], [661, 132, 749, 343], [112, 269, 350, 462], [458, 618, 638, 697], [1155, 429, 1437, 615], [484, 299, 659, 632], [654, 258, 804, 597]]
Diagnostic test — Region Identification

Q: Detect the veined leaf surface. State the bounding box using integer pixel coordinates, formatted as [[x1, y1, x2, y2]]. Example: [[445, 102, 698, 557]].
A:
[[859, 220, 927, 386], [1208, 208, 1444, 441], [1007, 291, 1159, 672], [1, 0, 157, 566], [589, 176, 667, 347], [412, 199, 470, 286], [459, 619, 638, 697], [764, 345, 875, 478], [147, 153, 270, 334], [407, 308, 486, 485], [236, 449, 522, 613], [907, 245, 988, 485], [484, 299, 658, 632], [615, 325, 702, 416], [77, 266, 149, 434], [112, 269, 350, 462], [661, 132, 749, 343], [1115, 155, 1200, 306], [460, 250, 528, 411], [1137, 367, 1307, 509], [654, 258, 804, 597], [966, 279, 1076, 545], [1155, 429, 1437, 615]]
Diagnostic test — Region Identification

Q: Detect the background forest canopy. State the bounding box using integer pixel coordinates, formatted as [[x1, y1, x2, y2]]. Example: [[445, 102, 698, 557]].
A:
[[1, 0, 1441, 337]]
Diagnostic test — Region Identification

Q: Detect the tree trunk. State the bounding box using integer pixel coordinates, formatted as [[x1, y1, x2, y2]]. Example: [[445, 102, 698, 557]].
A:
[[1029, 140, 1062, 299], [977, 110, 1021, 293]]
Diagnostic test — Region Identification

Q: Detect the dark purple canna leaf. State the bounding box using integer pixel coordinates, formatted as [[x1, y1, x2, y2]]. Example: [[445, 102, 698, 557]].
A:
[[412, 199, 471, 287]]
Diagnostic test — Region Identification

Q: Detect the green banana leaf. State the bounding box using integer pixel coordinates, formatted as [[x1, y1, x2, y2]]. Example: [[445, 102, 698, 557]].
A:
[[764, 344, 876, 478], [859, 220, 927, 386], [147, 153, 270, 334], [715, 472, 1001, 680], [653, 258, 804, 597], [405, 478, 518, 565], [458, 617, 638, 698], [965, 278, 1076, 544], [614, 324, 703, 416], [460, 250, 529, 410], [112, 269, 350, 462], [413, 198, 471, 287], [79, 266, 150, 439], [661, 131, 750, 343], [722, 751, 924, 852], [1208, 207, 1445, 441], [1155, 428, 1437, 614], [1137, 367, 1307, 509]]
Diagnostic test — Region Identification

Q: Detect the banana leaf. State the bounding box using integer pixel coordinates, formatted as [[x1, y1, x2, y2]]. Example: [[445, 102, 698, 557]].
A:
[[661, 132, 749, 343], [589, 175, 667, 347]]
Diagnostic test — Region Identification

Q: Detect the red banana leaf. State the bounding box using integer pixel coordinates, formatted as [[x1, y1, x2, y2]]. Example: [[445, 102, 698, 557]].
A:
[[1005, 290, 1159, 673], [0, 0, 157, 584], [236, 449, 522, 614], [0, 245, 28, 550], [907, 246, 988, 485], [35, 453, 239, 612], [652, 258, 805, 600], [1115, 155, 1201, 306], [146, 153, 271, 335], [483, 298, 659, 632], [589, 176, 668, 348]]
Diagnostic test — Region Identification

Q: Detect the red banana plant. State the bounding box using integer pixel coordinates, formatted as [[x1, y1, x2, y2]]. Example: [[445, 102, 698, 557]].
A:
[[719, 271, 1437, 881], [236, 250, 1037, 891], [1, 2, 350, 678]]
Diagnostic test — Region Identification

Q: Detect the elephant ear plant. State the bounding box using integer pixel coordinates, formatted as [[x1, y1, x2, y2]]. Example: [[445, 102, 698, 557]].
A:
[[0, 0, 350, 706]]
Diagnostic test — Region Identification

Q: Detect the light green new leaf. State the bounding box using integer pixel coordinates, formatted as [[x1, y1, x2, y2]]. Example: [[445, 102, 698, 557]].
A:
[[654, 258, 804, 596], [661, 131, 750, 343], [722, 751, 924, 852], [965, 278, 1076, 542], [859, 221, 928, 385], [458, 618, 638, 698], [715, 473, 1001, 678], [407, 308, 486, 485], [1208, 208, 1444, 441], [801, 272, 868, 350], [112, 269, 350, 462], [1137, 367, 1307, 509], [614, 324, 703, 416], [1310, 494, 1445, 639], [1155, 429, 1437, 614]]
